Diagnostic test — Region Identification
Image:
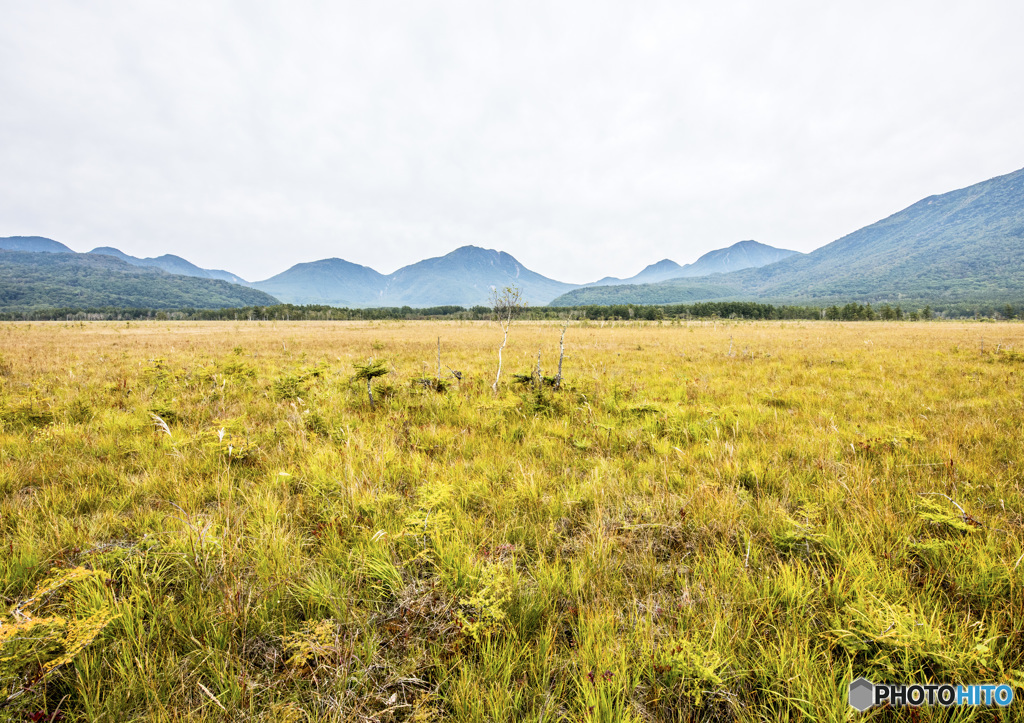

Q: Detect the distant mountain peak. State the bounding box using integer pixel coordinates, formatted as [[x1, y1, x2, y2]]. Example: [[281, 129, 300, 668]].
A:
[[444, 245, 508, 261], [585, 241, 798, 287], [86, 246, 248, 283], [683, 240, 799, 277], [91, 246, 130, 257], [1, 236, 74, 254], [253, 245, 574, 307], [644, 259, 683, 271]]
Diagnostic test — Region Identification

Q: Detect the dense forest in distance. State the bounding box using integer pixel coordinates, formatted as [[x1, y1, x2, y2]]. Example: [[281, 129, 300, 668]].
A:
[[2, 300, 1021, 323], [0, 249, 278, 310]]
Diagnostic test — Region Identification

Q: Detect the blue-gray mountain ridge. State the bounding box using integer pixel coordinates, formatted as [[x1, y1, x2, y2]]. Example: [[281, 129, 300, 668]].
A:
[[550, 166, 1024, 307], [251, 240, 798, 307], [586, 240, 799, 286], [253, 246, 577, 307], [0, 249, 277, 311], [1, 237, 797, 307], [0, 237, 245, 283]]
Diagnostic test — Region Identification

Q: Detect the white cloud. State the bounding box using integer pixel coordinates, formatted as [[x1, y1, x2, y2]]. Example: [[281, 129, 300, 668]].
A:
[[2, 0, 1022, 283]]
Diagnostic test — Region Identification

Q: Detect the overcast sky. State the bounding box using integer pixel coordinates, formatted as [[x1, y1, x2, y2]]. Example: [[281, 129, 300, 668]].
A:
[[2, 1, 1023, 283]]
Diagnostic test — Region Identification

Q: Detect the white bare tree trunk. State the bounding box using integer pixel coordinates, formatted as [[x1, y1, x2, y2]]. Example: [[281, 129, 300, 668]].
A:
[[555, 319, 568, 389], [490, 285, 523, 394], [492, 317, 509, 393]]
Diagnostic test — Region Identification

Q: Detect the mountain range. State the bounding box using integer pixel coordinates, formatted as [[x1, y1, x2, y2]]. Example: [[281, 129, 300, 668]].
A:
[[3, 164, 1023, 310], [0, 236, 797, 309], [88, 247, 246, 284], [550, 165, 1024, 307], [0, 250, 277, 311], [250, 240, 794, 307], [251, 246, 580, 307], [586, 240, 799, 286]]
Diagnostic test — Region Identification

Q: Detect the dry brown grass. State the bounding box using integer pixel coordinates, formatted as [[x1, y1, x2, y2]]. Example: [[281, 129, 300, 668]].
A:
[[1, 319, 1022, 721]]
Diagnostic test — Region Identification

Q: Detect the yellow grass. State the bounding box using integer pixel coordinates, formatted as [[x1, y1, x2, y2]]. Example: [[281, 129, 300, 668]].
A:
[[1, 319, 1022, 721]]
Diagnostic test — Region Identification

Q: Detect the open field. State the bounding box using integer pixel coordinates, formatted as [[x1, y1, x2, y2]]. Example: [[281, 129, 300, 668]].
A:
[[1, 320, 1023, 722]]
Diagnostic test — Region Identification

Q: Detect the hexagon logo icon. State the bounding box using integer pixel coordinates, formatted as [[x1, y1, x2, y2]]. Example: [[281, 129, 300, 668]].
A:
[[848, 677, 874, 711]]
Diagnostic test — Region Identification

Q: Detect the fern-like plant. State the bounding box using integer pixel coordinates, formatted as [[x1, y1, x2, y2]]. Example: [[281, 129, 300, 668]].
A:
[[1, 567, 119, 709], [352, 360, 389, 409]]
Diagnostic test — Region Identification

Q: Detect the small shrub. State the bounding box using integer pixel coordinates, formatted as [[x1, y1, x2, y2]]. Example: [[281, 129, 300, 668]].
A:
[[654, 638, 727, 705], [457, 565, 513, 642]]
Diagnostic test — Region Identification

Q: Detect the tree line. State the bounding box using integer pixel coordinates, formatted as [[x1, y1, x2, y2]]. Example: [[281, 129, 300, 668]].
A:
[[3, 300, 1021, 322]]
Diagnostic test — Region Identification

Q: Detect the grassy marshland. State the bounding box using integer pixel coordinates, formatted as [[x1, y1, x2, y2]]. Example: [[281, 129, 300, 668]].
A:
[[1, 320, 1022, 722]]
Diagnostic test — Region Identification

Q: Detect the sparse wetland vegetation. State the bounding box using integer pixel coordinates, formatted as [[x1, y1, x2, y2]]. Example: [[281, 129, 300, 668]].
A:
[[1, 319, 1023, 721]]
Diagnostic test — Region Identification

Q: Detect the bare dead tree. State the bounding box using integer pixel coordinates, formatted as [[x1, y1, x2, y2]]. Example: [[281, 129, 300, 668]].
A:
[[554, 316, 570, 390], [490, 285, 524, 394]]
